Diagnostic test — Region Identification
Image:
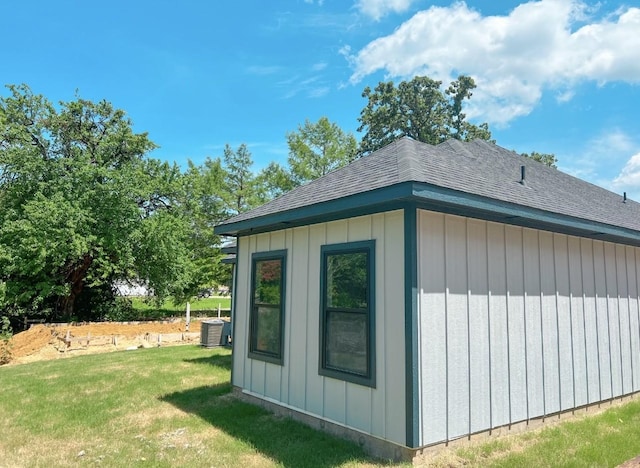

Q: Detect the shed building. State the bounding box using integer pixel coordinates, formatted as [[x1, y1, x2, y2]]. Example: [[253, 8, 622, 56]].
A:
[[214, 137, 640, 460]]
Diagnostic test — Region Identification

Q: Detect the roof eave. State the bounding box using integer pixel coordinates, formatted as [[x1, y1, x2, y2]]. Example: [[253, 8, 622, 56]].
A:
[[214, 180, 640, 247], [411, 182, 640, 247], [213, 182, 415, 237]]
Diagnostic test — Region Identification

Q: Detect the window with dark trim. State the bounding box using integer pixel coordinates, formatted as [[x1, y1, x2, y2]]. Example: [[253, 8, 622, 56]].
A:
[[249, 250, 286, 365], [319, 240, 375, 387]]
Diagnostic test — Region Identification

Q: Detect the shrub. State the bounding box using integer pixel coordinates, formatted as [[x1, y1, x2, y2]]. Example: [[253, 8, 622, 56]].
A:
[[0, 316, 13, 365], [102, 297, 137, 322]]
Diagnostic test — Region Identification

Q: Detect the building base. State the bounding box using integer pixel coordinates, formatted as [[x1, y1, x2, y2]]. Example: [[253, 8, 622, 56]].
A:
[[233, 386, 640, 463]]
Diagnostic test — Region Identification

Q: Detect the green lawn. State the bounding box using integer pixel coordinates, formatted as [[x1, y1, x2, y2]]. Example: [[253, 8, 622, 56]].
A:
[[2, 347, 640, 467], [0, 346, 379, 467], [449, 400, 640, 467], [129, 296, 232, 320]]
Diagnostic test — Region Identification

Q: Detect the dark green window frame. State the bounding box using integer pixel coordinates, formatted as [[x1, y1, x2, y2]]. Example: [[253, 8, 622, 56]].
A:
[[248, 250, 287, 365], [319, 240, 376, 387]]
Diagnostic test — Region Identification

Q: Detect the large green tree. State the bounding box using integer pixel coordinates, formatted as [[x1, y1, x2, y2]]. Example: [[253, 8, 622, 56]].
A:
[[254, 117, 357, 200], [0, 85, 219, 321], [357, 75, 492, 155], [286, 117, 357, 185], [255, 161, 296, 202], [221, 143, 260, 214], [169, 157, 230, 303]]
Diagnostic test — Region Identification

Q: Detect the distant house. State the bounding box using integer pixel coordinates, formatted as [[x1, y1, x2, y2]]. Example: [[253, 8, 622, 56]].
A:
[[114, 281, 149, 297], [214, 137, 640, 460]]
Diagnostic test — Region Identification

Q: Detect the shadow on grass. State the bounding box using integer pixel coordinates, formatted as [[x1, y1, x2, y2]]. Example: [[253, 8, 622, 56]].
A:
[[183, 352, 232, 371], [161, 385, 385, 467]]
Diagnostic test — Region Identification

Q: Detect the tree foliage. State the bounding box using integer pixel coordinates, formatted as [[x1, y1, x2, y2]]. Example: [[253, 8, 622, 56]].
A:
[[357, 75, 492, 155], [0, 85, 227, 321], [175, 157, 231, 303], [522, 151, 558, 168], [256, 161, 296, 201], [286, 117, 357, 185], [221, 143, 261, 214]]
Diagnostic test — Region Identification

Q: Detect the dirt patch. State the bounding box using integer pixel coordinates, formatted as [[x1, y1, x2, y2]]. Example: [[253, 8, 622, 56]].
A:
[[619, 455, 640, 467], [4, 320, 212, 366], [10, 325, 55, 358]]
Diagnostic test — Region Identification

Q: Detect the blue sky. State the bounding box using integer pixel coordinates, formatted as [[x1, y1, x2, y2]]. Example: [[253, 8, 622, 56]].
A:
[[2, 0, 640, 198]]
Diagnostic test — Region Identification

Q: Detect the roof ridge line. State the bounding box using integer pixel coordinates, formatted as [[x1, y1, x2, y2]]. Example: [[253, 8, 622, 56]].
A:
[[397, 138, 424, 182]]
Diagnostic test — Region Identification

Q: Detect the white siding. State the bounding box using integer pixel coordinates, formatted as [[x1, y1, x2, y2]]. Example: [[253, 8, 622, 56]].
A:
[[419, 212, 447, 442], [417, 210, 640, 446], [468, 219, 491, 433], [232, 211, 406, 445]]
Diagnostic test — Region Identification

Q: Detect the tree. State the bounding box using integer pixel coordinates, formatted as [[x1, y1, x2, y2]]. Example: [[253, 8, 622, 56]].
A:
[[286, 117, 358, 185], [522, 151, 558, 168], [357, 75, 493, 155], [256, 161, 296, 201], [172, 157, 231, 303], [0, 84, 217, 321], [221, 143, 260, 214]]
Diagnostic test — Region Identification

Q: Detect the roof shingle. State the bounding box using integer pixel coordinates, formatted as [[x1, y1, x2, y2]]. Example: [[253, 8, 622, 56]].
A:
[[217, 137, 640, 236]]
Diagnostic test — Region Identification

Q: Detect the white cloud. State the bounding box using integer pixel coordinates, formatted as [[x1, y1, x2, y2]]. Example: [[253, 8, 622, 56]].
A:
[[309, 86, 330, 98], [278, 75, 331, 99], [562, 129, 635, 176], [346, 0, 640, 124], [612, 153, 640, 201], [555, 89, 575, 103], [559, 129, 640, 199], [355, 0, 417, 21]]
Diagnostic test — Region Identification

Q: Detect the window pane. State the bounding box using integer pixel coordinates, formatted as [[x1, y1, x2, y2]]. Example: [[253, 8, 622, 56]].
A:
[[326, 252, 367, 309], [254, 306, 281, 355], [254, 259, 282, 305], [325, 311, 367, 375]]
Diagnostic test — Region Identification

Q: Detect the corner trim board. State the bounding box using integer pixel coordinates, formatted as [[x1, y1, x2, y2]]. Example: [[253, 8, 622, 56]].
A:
[[404, 204, 420, 447]]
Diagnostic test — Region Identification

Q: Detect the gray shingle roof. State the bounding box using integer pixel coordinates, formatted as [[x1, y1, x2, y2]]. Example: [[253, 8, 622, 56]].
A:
[[216, 137, 640, 237]]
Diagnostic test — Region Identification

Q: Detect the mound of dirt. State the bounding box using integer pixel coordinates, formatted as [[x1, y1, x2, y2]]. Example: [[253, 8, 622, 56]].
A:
[[10, 325, 55, 358], [4, 320, 207, 365], [53, 320, 200, 338]]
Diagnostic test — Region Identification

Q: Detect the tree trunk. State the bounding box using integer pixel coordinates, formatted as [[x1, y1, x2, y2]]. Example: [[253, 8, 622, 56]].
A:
[[61, 254, 93, 319]]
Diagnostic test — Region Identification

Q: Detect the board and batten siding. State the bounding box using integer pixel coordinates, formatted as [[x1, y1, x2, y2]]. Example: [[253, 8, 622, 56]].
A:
[[417, 209, 640, 446], [233, 210, 406, 444]]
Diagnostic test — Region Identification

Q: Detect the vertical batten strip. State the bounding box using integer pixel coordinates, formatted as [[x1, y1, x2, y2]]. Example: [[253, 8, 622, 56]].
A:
[[504, 224, 513, 425], [615, 248, 625, 394], [553, 234, 563, 412], [486, 221, 494, 430], [466, 219, 472, 436], [580, 239, 590, 403], [537, 231, 547, 417], [592, 241, 603, 402], [522, 228, 530, 421], [567, 237, 577, 410], [605, 245, 615, 398], [627, 247, 636, 391], [444, 215, 450, 441]]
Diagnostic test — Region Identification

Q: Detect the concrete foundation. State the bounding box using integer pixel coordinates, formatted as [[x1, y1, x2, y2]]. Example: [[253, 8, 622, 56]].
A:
[[234, 386, 640, 463]]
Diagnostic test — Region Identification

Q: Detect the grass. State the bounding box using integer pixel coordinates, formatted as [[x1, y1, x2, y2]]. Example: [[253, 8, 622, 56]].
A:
[[129, 296, 232, 320], [450, 401, 640, 467], [2, 347, 640, 467], [0, 346, 381, 467]]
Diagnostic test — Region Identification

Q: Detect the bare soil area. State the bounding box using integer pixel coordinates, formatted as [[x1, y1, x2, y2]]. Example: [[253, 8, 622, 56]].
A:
[[3, 320, 207, 365]]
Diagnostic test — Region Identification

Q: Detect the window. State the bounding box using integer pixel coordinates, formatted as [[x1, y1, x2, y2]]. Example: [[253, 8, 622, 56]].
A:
[[249, 250, 286, 365], [319, 240, 375, 387]]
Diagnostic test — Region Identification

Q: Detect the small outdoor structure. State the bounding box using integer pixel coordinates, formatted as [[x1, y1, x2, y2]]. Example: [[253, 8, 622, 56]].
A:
[[214, 137, 640, 460]]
